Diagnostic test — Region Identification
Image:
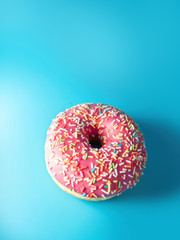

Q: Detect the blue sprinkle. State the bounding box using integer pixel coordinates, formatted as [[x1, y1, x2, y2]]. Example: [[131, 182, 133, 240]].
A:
[[82, 193, 86, 197], [136, 140, 139, 143], [105, 109, 109, 111], [104, 185, 108, 188], [82, 121, 86, 126], [118, 144, 122, 147], [91, 168, 96, 173], [99, 111, 102, 114], [120, 140, 122, 143], [133, 134, 136, 137], [109, 143, 112, 146], [114, 149, 116, 153]]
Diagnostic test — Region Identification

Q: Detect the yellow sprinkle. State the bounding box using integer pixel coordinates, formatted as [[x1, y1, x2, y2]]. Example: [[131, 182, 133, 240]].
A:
[[92, 193, 97, 198], [97, 177, 102, 181], [92, 172, 96, 178]]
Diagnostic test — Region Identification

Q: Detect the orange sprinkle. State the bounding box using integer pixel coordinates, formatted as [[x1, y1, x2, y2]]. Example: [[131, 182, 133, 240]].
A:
[[87, 171, 92, 178], [97, 177, 102, 181]]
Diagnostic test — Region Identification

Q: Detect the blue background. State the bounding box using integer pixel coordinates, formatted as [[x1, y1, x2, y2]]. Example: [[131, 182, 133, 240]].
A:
[[0, 1, 180, 240]]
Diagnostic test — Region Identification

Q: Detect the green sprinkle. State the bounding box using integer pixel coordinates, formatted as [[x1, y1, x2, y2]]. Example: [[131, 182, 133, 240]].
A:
[[132, 144, 135, 150], [112, 163, 115, 169], [135, 176, 138, 182], [84, 153, 88, 160], [62, 114, 65, 118], [85, 105, 90, 109], [71, 143, 75, 146], [93, 179, 96, 183], [109, 164, 113, 169], [60, 139, 66, 142], [65, 147, 68, 151], [96, 160, 102, 164], [118, 181, 121, 188]]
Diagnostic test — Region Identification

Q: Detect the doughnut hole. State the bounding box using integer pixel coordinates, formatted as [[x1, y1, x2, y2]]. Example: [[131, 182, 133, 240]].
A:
[[89, 135, 102, 149]]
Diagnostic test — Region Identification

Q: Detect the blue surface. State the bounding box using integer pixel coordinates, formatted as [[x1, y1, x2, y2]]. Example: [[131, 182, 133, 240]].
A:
[[0, 1, 180, 240]]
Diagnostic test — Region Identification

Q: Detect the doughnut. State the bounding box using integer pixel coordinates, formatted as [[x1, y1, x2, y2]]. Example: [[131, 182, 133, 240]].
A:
[[45, 103, 147, 201]]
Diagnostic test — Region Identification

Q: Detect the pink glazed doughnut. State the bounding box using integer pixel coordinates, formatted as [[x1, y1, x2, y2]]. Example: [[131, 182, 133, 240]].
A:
[[45, 103, 147, 201]]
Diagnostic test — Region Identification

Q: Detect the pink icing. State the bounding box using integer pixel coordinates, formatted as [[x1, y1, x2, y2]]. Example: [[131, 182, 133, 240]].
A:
[[45, 103, 147, 199]]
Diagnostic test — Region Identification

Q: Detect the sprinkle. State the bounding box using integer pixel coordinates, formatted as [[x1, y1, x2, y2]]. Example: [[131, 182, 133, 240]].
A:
[[60, 139, 66, 142], [84, 153, 88, 160], [92, 193, 97, 198], [82, 121, 86, 126], [82, 193, 86, 197], [87, 171, 92, 177], [91, 168, 96, 173], [118, 181, 121, 188], [92, 172, 96, 178], [109, 164, 113, 169], [79, 166, 88, 170], [96, 160, 102, 164], [101, 189, 109, 194], [107, 181, 111, 193], [97, 177, 102, 181]]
